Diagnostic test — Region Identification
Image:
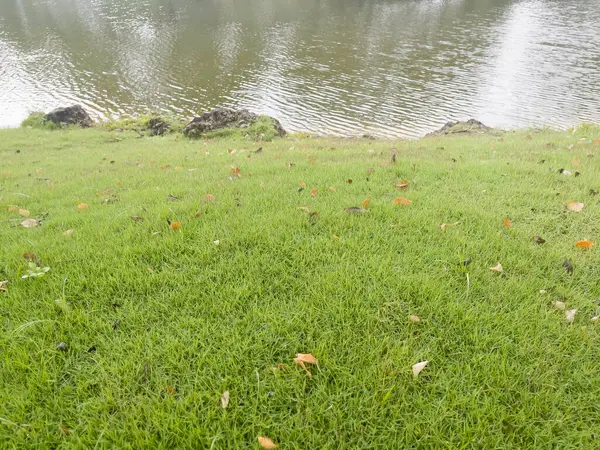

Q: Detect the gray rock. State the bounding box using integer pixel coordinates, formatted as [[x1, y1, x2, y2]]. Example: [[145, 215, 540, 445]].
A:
[[147, 117, 169, 136], [182, 107, 285, 138], [427, 119, 501, 137], [45, 105, 93, 127]]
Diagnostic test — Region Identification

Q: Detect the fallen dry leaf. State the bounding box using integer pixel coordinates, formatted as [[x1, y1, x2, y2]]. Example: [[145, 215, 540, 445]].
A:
[[0, 280, 8, 292], [412, 360, 429, 377], [533, 235, 546, 244], [503, 218, 512, 228], [170, 222, 182, 231], [167, 386, 177, 394], [285, 162, 295, 168], [329, 186, 336, 192], [204, 194, 216, 202], [258, 436, 279, 449], [21, 219, 40, 228], [294, 353, 318, 377], [77, 203, 89, 211], [395, 180, 409, 189], [130, 216, 144, 222], [393, 197, 412, 206], [231, 167, 241, 176], [59, 426, 70, 435], [347, 179, 353, 184], [567, 201, 584, 213], [490, 263, 503, 273], [147, 267, 153, 273], [409, 315, 421, 322], [220, 391, 230, 409], [362, 199, 371, 209], [311, 189, 318, 197], [23, 252, 38, 262], [19, 209, 30, 217], [552, 300, 566, 310], [8, 205, 19, 212], [576, 240, 594, 249], [299, 182, 306, 188], [64, 229, 74, 237], [565, 309, 577, 323]]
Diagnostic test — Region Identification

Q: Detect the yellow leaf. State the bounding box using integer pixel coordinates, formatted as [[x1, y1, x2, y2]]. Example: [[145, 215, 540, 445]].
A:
[[77, 203, 89, 211], [220, 391, 230, 409], [258, 436, 279, 449], [576, 240, 594, 249], [490, 263, 503, 273], [21, 219, 40, 228], [567, 201, 584, 212], [412, 360, 429, 377], [393, 197, 412, 206]]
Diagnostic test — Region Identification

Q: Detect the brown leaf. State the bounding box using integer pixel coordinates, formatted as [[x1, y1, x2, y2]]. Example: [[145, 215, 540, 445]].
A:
[[576, 240, 594, 249], [167, 386, 177, 394], [567, 201, 584, 212], [8, 205, 19, 212], [77, 203, 89, 211], [347, 179, 353, 184], [59, 426, 70, 435], [21, 219, 40, 228], [258, 436, 279, 449], [19, 209, 31, 217], [204, 194, 216, 203], [295, 353, 318, 364], [393, 197, 412, 206], [533, 235, 546, 244], [361, 199, 371, 209], [231, 167, 241, 176], [23, 253, 38, 263], [311, 189, 318, 197], [220, 391, 230, 409], [395, 180, 409, 189], [503, 218, 512, 228]]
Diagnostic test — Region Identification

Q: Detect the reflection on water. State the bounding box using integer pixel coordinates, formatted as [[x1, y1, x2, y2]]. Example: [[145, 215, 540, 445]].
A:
[[0, 0, 599, 137]]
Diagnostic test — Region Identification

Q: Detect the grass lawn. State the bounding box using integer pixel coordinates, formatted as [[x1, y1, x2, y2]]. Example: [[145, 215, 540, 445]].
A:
[[1, 125, 600, 448]]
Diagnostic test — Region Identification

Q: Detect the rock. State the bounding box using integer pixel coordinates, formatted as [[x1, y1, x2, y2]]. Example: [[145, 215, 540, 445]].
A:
[[45, 105, 93, 127], [427, 119, 500, 137], [147, 117, 169, 136], [182, 107, 285, 138]]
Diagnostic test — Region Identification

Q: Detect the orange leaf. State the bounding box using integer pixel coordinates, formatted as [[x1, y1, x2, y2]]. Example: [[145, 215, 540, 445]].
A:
[[295, 353, 318, 365], [393, 197, 412, 206], [167, 386, 176, 394], [299, 182, 306, 188], [567, 201, 584, 212], [362, 198, 371, 209], [311, 189, 318, 197], [258, 436, 279, 449], [503, 218, 512, 228], [170, 222, 182, 231], [77, 203, 88, 211], [576, 240, 594, 249]]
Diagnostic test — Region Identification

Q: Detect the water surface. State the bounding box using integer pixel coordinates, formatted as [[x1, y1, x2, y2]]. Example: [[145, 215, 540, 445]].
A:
[[1, 0, 599, 137]]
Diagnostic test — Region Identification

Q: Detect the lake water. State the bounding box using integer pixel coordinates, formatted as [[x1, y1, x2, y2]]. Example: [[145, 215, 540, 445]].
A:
[[1, 0, 599, 137]]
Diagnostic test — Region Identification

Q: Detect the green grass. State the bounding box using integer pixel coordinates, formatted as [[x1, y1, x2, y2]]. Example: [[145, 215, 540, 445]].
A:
[[1, 126, 600, 449]]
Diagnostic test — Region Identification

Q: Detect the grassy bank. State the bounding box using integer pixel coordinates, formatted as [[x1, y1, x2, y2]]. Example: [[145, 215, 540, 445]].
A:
[[1, 125, 600, 448]]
